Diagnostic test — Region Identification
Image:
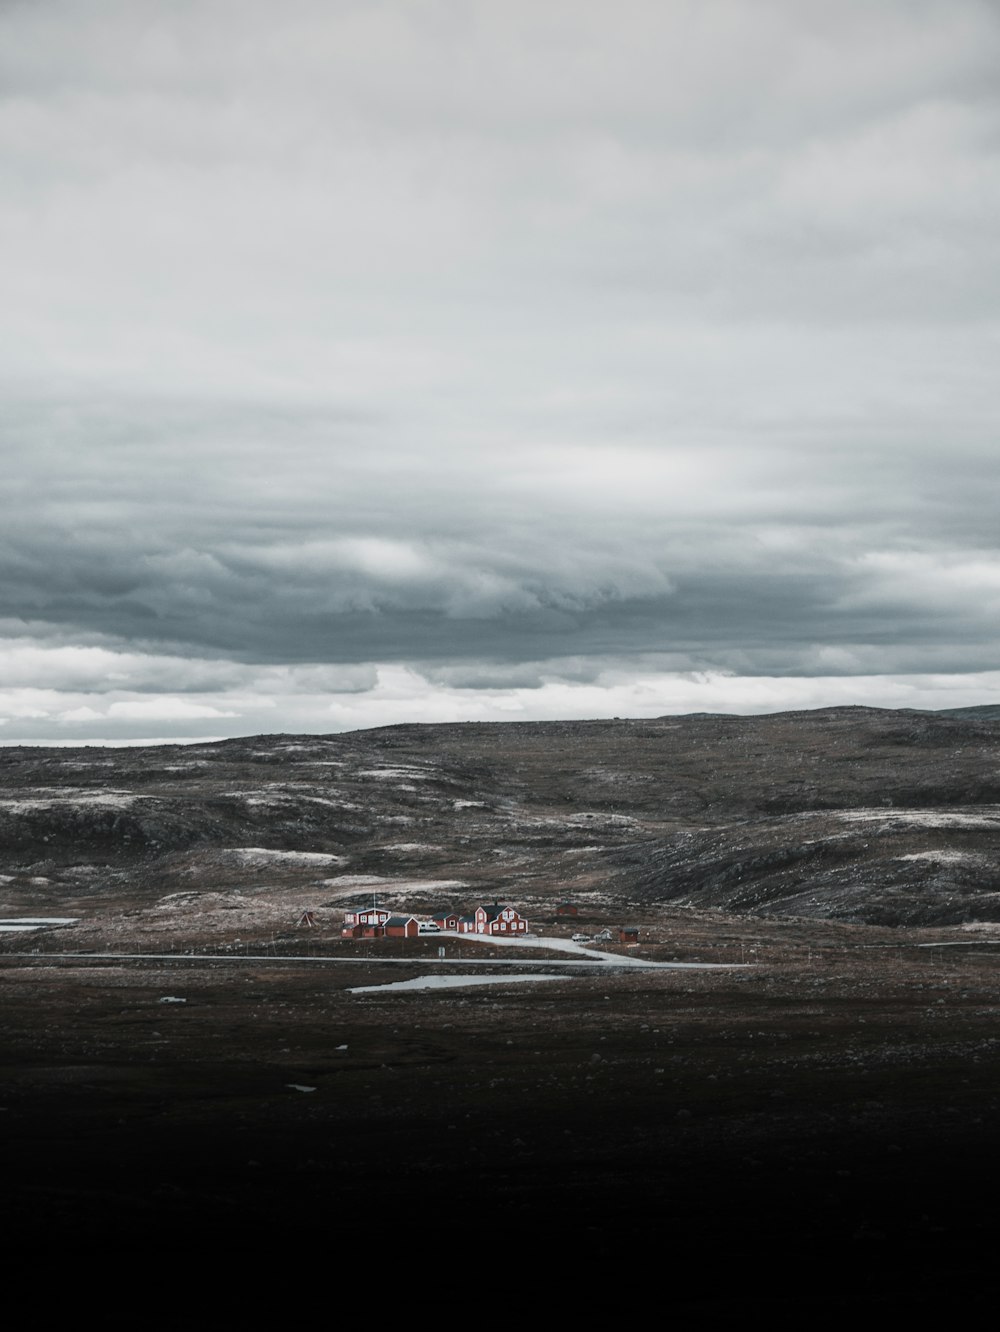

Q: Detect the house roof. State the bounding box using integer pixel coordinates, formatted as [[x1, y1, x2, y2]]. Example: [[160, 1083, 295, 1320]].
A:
[[478, 902, 526, 921]]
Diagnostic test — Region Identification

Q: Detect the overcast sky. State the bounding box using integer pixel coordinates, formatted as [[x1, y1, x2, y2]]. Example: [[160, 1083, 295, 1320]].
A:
[[2, 0, 999, 743]]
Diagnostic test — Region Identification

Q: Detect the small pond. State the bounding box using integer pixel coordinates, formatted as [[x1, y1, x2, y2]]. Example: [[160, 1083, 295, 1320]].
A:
[[348, 973, 564, 994]]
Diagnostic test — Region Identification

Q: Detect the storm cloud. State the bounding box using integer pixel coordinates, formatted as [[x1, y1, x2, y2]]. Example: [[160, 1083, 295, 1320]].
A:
[[2, 1, 999, 740]]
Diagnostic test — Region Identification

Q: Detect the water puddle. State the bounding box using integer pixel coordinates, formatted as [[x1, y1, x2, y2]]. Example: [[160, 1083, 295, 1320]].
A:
[[0, 917, 78, 932], [349, 973, 564, 994]]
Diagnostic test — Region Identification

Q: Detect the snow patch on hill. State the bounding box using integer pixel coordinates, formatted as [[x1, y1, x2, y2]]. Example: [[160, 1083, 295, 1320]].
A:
[[0, 791, 142, 812], [837, 809, 1000, 828], [224, 848, 348, 868], [898, 850, 987, 864]]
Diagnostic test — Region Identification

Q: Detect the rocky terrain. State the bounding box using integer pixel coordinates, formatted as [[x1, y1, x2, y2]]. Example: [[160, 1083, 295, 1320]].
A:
[[3, 706, 1000, 1312], [3, 706, 1000, 933]]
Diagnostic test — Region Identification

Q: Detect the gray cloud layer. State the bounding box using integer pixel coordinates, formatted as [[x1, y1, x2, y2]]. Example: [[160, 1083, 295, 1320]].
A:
[[2, 1, 999, 737]]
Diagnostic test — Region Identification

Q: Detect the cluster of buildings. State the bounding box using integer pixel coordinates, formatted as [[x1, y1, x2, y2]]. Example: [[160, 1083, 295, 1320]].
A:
[[342, 900, 529, 940]]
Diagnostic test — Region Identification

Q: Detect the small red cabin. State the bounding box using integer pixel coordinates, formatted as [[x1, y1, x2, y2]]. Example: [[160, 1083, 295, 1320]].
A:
[[384, 914, 420, 938]]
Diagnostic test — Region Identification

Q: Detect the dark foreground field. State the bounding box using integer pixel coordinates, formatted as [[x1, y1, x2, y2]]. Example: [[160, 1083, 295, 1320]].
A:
[[3, 915, 1000, 1314], [3, 709, 1000, 1312]]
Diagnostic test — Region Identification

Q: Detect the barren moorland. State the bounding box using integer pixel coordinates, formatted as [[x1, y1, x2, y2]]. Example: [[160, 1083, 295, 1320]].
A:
[[3, 706, 1000, 1311]]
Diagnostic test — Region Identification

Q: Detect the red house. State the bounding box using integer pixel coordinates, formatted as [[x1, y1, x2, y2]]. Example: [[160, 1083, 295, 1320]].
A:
[[460, 902, 528, 936], [345, 902, 529, 940], [342, 905, 392, 939]]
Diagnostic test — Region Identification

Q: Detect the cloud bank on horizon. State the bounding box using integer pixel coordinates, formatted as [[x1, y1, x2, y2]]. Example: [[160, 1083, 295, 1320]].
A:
[[2, 0, 999, 742]]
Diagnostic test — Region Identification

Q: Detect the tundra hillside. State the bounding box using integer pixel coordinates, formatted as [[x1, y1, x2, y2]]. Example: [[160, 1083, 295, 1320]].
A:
[[2, 706, 1000, 1312]]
